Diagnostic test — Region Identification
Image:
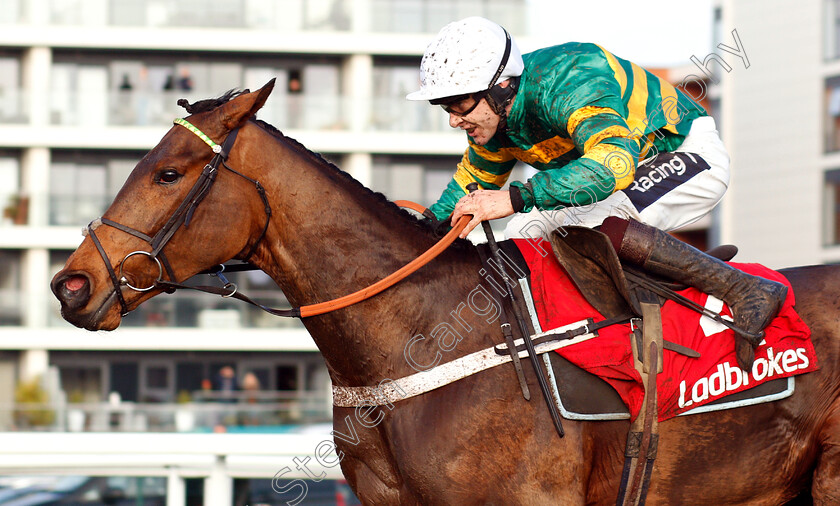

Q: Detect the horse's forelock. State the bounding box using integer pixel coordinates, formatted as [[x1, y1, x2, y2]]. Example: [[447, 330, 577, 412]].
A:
[[177, 89, 249, 115]]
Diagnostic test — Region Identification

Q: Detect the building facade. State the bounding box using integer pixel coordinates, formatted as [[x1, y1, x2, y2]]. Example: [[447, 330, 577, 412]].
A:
[[0, 1, 535, 504], [717, 0, 827, 268]]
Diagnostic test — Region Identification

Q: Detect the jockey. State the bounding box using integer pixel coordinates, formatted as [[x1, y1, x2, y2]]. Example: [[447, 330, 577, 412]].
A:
[[407, 16, 786, 370]]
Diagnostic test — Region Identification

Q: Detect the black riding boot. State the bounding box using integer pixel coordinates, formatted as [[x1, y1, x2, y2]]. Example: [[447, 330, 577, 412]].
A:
[[601, 217, 788, 371]]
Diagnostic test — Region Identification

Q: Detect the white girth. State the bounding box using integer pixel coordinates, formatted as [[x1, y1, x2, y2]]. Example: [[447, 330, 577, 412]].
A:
[[331, 318, 596, 408]]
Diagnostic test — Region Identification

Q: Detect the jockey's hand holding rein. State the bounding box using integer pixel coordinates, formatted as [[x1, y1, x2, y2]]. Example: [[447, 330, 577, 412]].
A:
[[451, 189, 514, 239]]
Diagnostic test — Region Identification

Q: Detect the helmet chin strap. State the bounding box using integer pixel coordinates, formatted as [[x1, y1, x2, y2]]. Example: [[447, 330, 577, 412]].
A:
[[484, 27, 518, 132], [486, 75, 520, 132]]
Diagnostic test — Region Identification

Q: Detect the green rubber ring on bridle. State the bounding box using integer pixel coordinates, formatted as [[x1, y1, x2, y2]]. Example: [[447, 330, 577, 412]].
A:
[[174, 118, 222, 154]]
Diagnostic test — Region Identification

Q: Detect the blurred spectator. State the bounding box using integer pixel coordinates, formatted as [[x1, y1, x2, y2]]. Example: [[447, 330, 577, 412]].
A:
[[118, 74, 132, 91], [240, 372, 262, 426], [178, 68, 193, 91], [213, 366, 239, 403], [287, 70, 303, 129], [116, 73, 134, 124], [212, 366, 239, 431]]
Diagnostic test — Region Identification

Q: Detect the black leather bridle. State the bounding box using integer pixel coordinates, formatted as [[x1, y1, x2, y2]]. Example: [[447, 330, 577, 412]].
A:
[[85, 118, 271, 316]]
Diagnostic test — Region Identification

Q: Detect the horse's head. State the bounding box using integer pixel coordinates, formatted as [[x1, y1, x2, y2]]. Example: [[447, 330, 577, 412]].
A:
[[51, 80, 276, 331]]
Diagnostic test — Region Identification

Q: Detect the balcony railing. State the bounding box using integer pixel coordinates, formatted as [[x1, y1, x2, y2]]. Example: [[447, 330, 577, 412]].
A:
[[0, 88, 27, 124], [114, 289, 306, 330], [0, 83, 465, 132], [34, 0, 527, 34], [0, 289, 23, 327], [0, 285, 305, 330], [4, 390, 331, 433], [41, 88, 455, 133]]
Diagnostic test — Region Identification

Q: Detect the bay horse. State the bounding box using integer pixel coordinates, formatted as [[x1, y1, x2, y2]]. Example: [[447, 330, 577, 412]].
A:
[[51, 81, 840, 504]]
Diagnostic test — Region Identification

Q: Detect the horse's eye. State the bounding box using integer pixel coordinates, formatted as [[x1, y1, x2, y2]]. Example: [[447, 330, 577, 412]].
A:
[[156, 169, 182, 185]]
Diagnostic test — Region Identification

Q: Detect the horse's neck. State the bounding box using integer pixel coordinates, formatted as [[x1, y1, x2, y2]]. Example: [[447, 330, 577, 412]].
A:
[[252, 137, 482, 386]]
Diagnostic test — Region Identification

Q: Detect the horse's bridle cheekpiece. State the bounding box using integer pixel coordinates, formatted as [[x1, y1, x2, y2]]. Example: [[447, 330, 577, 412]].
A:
[[85, 118, 271, 316]]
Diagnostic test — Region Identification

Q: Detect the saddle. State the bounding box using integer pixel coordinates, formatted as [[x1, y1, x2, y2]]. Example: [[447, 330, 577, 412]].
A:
[[547, 226, 737, 318], [541, 226, 788, 505]]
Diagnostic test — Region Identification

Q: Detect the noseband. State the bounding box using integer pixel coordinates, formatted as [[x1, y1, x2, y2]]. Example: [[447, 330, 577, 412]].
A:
[[85, 118, 271, 316]]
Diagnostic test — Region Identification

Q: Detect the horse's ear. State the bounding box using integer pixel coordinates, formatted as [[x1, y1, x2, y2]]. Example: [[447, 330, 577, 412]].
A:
[[218, 78, 276, 130]]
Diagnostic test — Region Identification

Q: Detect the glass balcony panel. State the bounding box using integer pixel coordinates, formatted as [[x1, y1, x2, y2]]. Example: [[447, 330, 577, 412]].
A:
[[372, 0, 526, 34], [0, 476, 168, 502], [46, 269, 305, 330], [104, 0, 350, 31], [0, 251, 23, 326], [827, 0, 840, 60], [0, 157, 23, 227], [0, 289, 23, 326], [0, 87, 26, 124], [51, 85, 349, 129], [371, 96, 451, 132], [826, 77, 840, 152], [0, 389, 330, 432], [44, 0, 529, 34], [0, 0, 22, 24], [49, 193, 108, 228]]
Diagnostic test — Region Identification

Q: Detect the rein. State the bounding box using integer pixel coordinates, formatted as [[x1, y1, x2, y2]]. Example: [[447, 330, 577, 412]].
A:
[[88, 118, 469, 319]]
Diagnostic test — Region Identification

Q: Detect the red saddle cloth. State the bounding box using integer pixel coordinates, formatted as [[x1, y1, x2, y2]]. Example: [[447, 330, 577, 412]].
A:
[[512, 239, 818, 421]]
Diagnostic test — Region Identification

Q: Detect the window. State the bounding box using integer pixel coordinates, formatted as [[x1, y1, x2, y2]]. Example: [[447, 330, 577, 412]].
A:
[[141, 362, 172, 402], [827, 0, 840, 60], [370, 0, 526, 34], [824, 169, 840, 245], [52, 52, 342, 129], [59, 365, 104, 402], [0, 152, 22, 226], [0, 250, 23, 326], [826, 77, 840, 152], [276, 365, 299, 391], [371, 155, 531, 209], [49, 150, 141, 226], [0, 54, 23, 123], [0, 476, 167, 503], [0, 0, 21, 24], [373, 58, 463, 133], [372, 155, 461, 206]]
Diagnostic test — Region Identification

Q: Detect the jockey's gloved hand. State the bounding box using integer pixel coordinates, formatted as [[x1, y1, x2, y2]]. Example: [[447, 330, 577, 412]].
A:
[[421, 209, 452, 238]]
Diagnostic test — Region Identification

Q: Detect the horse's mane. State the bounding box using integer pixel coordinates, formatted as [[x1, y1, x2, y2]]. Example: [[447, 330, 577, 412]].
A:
[[178, 90, 474, 251]]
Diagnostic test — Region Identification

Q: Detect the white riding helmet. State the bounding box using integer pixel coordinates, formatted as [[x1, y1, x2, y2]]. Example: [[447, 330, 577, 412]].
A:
[[406, 17, 524, 102]]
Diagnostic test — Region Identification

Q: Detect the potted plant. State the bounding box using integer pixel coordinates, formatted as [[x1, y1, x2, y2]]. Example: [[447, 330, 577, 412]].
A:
[[2, 194, 28, 225], [175, 389, 195, 432], [14, 377, 55, 429]]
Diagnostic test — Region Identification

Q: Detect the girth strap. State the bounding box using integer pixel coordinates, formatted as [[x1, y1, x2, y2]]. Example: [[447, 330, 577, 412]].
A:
[[617, 297, 663, 506], [466, 183, 565, 438], [476, 244, 531, 400]]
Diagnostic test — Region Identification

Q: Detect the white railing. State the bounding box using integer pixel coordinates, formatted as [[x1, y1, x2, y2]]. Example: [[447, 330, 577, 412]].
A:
[[4, 391, 332, 433], [0, 431, 350, 506]]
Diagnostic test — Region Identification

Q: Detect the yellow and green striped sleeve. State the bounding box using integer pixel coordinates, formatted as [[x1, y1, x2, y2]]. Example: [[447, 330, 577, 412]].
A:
[[428, 142, 516, 220]]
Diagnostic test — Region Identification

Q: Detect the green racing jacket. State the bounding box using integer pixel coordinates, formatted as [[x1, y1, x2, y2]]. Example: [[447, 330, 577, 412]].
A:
[[428, 42, 707, 220]]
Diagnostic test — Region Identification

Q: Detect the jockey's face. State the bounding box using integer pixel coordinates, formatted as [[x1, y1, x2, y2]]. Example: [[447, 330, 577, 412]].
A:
[[446, 96, 500, 146]]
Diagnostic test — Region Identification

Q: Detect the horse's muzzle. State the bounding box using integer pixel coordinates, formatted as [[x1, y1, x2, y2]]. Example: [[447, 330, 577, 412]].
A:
[[51, 271, 97, 327]]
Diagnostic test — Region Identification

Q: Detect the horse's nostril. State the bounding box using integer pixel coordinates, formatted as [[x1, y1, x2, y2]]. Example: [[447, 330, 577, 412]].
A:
[[64, 275, 87, 293], [54, 274, 91, 310]]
